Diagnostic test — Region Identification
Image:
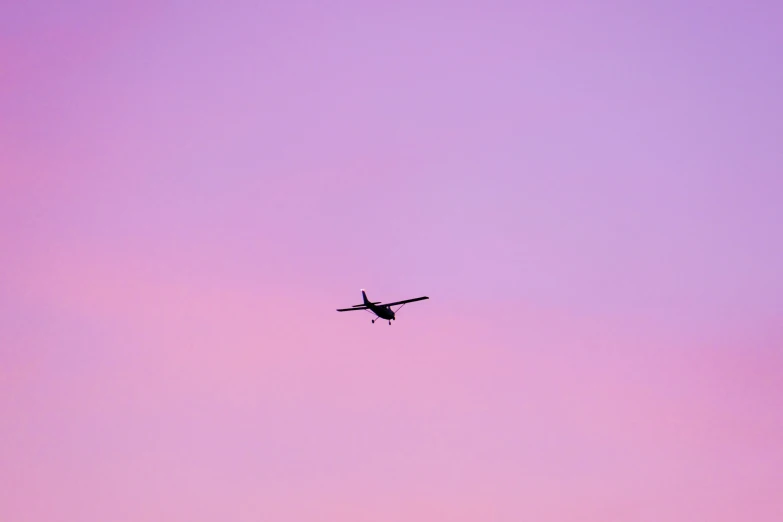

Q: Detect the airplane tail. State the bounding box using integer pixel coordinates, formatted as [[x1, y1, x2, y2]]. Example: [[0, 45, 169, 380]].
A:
[[351, 290, 379, 307]]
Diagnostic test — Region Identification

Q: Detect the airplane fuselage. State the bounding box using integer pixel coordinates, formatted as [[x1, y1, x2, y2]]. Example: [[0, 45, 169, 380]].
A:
[[363, 291, 395, 320], [368, 304, 395, 321]]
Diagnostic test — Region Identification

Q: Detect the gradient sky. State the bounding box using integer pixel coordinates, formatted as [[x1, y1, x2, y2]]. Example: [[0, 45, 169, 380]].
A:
[[2, 1, 782, 521]]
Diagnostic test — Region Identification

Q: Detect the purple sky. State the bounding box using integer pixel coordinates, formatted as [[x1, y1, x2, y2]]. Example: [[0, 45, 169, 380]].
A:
[[2, 2, 782, 520]]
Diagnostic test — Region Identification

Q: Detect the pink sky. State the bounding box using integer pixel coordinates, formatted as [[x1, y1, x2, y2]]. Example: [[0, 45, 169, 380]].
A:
[[2, 1, 782, 520]]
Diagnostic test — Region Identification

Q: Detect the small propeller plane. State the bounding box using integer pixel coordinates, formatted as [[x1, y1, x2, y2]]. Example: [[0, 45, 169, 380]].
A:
[[336, 289, 429, 325]]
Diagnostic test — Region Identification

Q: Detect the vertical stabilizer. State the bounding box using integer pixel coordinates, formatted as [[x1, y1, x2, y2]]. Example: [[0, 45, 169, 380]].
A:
[[361, 289, 369, 305]]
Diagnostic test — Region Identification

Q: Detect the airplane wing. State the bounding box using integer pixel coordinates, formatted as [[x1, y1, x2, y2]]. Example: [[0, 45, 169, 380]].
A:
[[379, 296, 429, 307], [336, 306, 368, 312]]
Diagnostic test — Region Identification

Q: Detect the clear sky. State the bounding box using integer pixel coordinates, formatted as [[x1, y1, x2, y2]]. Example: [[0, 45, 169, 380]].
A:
[[2, 1, 782, 520]]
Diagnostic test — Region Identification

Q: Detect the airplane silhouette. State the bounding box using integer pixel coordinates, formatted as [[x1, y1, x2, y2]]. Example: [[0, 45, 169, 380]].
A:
[[336, 289, 429, 325]]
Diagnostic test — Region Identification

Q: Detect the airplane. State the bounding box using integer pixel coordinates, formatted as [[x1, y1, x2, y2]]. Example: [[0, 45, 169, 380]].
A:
[[336, 289, 429, 325]]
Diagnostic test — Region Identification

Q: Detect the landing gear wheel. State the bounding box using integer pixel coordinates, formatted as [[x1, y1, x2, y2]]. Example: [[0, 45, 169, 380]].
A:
[[389, 321, 391, 325]]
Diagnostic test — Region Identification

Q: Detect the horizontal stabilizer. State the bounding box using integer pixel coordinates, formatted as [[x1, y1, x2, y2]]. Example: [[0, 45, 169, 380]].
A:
[[352, 302, 379, 307]]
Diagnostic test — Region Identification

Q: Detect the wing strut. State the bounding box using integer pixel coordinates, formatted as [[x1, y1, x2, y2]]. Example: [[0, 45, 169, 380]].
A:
[[393, 302, 408, 314]]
